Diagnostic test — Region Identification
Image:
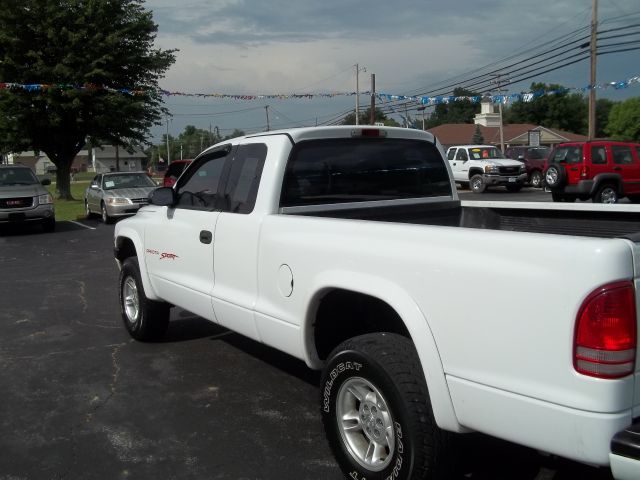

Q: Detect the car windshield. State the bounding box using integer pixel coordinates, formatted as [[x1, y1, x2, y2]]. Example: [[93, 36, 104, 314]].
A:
[[102, 173, 156, 190], [468, 147, 505, 160], [0, 168, 39, 186]]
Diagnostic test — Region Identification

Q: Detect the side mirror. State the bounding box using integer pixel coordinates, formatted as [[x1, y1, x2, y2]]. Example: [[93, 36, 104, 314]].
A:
[[149, 187, 177, 207], [41, 178, 51, 186]]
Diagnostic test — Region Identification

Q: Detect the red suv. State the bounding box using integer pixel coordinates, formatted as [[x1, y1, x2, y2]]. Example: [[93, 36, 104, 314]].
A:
[[163, 160, 192, 187], [544, 141, 640, 203]]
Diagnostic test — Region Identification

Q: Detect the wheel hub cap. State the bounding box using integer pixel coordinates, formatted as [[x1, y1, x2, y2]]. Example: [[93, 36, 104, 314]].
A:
[[123, 276, 139, 324], [336, 377, 395, 471]]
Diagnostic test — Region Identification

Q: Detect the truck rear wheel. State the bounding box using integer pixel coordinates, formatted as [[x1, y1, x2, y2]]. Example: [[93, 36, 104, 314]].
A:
[[320, 333, 451, 480], [119, 256, 170, 341]]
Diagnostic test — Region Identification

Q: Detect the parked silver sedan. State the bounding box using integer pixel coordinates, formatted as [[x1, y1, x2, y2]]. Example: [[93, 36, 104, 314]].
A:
[[85, 171, 158, 223]]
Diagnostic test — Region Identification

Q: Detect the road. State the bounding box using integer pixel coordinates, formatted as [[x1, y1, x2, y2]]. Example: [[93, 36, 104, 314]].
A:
[[0, 210, 615, 480]]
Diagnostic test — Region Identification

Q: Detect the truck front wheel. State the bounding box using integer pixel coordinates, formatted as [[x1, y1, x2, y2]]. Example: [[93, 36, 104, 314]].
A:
[[119, 257, 170, 341], [470, 174, 486, 193], [320, 333, 451, 480]]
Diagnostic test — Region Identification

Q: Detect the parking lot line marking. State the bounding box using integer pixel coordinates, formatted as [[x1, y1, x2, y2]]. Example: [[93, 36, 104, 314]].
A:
[[69, 220, 96, 230]]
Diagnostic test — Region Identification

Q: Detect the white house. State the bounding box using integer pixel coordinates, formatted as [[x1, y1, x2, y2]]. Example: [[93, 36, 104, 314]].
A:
[[91, 145, 147, 173]]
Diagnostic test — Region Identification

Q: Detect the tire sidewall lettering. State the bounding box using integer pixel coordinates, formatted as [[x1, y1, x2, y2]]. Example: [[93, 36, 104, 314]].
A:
[[322, 352, 409, 480]]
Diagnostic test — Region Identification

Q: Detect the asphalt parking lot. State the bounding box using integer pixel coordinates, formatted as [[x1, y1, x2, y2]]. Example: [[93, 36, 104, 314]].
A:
[[0, 211, 615, 480]]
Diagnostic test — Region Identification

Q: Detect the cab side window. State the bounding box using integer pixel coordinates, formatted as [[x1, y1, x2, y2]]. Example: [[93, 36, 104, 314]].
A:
[[176, 148, 231, 210], [455, 149, 469, 161], [221, 143, 267, 214], [447, 148, 457, 160]]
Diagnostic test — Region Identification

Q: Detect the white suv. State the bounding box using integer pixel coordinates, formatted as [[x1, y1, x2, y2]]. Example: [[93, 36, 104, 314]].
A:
[[446, 145, 527, 193]]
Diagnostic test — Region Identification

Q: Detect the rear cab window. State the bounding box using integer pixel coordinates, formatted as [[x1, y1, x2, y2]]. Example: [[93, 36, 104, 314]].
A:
[[280, 138, 451, 207]]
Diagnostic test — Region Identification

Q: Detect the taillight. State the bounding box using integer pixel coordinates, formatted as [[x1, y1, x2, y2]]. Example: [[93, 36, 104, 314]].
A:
[[574, 281, 636, 379], [580, 165, 590, 178], [351, 128, 387, 138]]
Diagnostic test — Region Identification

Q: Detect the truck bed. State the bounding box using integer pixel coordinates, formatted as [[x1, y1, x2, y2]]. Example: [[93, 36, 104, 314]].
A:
[[292, 200, 640, 239]]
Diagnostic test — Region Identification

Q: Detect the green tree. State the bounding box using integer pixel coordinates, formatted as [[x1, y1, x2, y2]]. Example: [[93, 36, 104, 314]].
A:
[[595, 98, 615, 138], [341, 107, 400, 127], [605, 97, 640, 141], [471, 124, 484, 144], [0, 0, 176, 199], [503, 83, 587, 134], [425, 87, 481, 128]]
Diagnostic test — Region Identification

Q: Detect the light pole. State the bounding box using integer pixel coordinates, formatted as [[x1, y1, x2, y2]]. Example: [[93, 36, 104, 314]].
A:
[[355, 64, 366, 125], [418, 106, 426, 130]]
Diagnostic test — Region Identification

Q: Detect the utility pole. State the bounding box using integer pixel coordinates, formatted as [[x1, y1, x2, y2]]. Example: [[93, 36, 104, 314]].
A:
[[265, 105, 270, 131], [588, 0, 598, 140], [165, 115, 171, 164], [355, 64, 366, 125], [370, 73, 376, 125], [491, 74, 508, 153], [418, 106, 426, 130]]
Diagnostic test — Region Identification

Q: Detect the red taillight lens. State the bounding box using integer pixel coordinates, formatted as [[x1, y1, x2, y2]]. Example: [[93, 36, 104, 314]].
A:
[[574, 281, 636, 379], [580, 165, 590, 178]]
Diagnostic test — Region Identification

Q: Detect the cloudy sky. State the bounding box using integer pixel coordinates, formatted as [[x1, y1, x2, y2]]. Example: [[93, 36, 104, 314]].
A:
[[144, 0, 640, 143]]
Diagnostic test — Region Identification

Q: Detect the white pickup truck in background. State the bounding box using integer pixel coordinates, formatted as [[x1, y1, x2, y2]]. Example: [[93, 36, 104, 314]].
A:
[[446, 144, 527, 193], [114, 126, 640, 480]]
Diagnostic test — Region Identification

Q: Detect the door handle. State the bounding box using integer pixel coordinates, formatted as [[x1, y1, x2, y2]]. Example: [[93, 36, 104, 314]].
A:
[[199, 230, 212, 244]]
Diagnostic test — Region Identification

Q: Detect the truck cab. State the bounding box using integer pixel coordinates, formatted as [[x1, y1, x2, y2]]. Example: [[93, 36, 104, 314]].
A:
[[446, 144, 527, 193]]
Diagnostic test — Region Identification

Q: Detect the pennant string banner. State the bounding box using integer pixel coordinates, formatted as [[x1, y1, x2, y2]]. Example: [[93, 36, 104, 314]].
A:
[[0, 75, 638, 105]]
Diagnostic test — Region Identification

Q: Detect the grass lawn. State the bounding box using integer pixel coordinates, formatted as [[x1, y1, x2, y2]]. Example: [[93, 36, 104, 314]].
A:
[[46, 181, 89, 221]]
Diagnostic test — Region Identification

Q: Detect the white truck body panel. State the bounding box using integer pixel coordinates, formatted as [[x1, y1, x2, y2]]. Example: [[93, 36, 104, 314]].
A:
[[115, 126, 640, 476]]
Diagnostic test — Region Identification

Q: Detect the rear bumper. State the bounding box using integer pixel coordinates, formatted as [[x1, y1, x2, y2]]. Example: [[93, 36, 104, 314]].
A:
[[611, 423, 640, 480], [551, 180, 595, 196]]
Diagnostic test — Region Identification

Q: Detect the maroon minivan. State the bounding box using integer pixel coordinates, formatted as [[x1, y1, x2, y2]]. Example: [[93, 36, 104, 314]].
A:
[[544, 141, 640, 203]]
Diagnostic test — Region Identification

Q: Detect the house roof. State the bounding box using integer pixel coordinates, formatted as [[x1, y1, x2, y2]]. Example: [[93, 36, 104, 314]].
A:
[[93, 145, 146, 159], [427, 123, 588, 147]]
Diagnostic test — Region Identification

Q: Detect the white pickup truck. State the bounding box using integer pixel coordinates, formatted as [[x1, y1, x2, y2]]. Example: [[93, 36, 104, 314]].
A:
[[446, 144, 527, 193], [114, 126, 640, 480]]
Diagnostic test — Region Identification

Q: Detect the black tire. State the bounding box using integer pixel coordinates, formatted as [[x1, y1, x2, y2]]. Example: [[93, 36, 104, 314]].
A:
[[544, 164, 566, 188], [85, 200, 95, 219], [119, 256, 170, 341], [469, 174, 486, 194], [505, 184, 522, 193], [593, 184, 618, 204], [101, 202, 112, 224], [529, 170, 543, 188], [42, 218, 56, 232], [320, 333, 452, 480]]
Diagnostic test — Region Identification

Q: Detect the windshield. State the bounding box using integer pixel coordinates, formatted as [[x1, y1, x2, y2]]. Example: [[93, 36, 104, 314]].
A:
[[102, 173, 156, 190], [468, 147, 505, 160], [0, 168, 39, 186]]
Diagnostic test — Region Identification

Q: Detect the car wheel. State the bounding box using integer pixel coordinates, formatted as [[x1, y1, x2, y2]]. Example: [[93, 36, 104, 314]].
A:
[[42, 218, 56, 232], [470, 174, 486, 194], [530, 171, 543, 188], [544, 164, 566, 188], [593, 184, 618, 204], [101, 202, 112, 224], [85, 200, 95, 219], [119, 256, 170, 341], [321, 333, 452, 480], [506, 184, 523, 193]]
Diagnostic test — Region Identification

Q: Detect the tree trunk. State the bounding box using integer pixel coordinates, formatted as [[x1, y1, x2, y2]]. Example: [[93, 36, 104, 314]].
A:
[[55, 161, 74, 200]]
